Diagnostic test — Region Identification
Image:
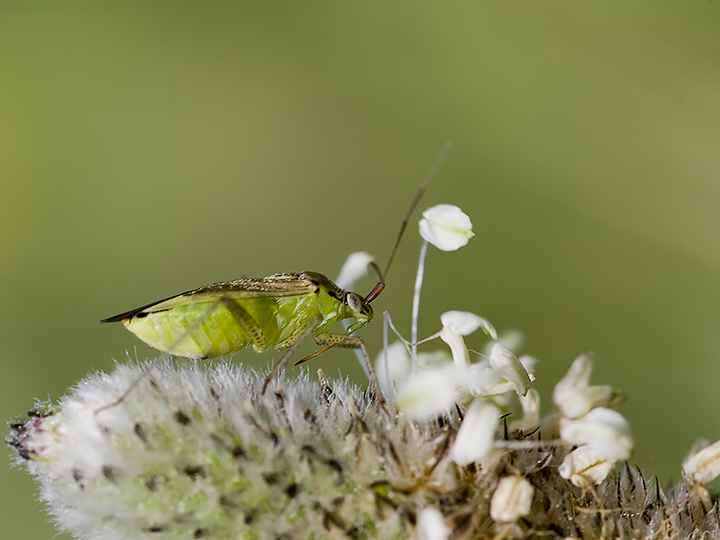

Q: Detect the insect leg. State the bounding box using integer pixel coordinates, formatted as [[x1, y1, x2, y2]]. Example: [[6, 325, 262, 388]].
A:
[[219, 297, 266, 352], [262, 314, 323, 394], [313, 332, 386, 407], [295, 344, 335, 365]]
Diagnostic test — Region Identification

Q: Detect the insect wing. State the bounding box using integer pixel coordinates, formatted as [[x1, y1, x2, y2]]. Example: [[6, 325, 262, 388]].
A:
[[102, 274, 320, 359], [101, 274, 316, 322]]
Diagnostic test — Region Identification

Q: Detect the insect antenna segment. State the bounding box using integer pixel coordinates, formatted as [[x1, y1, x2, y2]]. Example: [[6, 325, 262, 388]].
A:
[[362, 141, 452, 307]]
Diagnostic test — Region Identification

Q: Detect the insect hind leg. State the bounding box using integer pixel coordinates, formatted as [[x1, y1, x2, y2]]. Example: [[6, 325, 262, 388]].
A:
[[220, 297, 266, 352]]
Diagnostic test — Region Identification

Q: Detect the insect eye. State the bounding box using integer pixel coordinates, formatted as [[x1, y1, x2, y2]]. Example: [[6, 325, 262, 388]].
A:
[[346, 293, 363, 312]]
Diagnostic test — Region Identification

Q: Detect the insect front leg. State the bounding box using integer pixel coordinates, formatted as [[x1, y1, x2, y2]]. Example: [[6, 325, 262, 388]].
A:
[[313, 332, 386, 407], [262, 314, 323, 394]]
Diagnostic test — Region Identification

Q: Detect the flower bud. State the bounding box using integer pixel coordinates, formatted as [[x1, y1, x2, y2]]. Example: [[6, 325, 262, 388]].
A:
[[558, 446, 615, 488], [396, 365, 462, 419], [560, 407, 633, 461], [417, 507, 451, 540], [490, 476, 534, 522], [440, 311, 497, 368], [449, 399, 499, 465], [553, 354, 620, 420], [682, 439, 720, 484], [419, 204, 474, 251], [488, 342, 531, 397]]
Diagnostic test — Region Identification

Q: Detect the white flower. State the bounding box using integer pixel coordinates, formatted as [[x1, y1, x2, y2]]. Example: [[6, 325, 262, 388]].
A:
[[375, 342, 411, 397], [417, 350, 452, 369], [440, 311, 497, 368], [482, 329, 525, 356], [560, 407, 633, 461], [682, 439, 720, 484], [416, 507, 451, 540], [553, 354, 618, 420], [558, 446, 615, 488], [419, 204, 474, 251], [488, 343, 532, 397], [395, 365, 464, 419], [449, 399, 499, 465], [396, 360, 524, 420], [490, 476, 534, 522], [440, 311, 495, 337], [334, 251, 374, 291]]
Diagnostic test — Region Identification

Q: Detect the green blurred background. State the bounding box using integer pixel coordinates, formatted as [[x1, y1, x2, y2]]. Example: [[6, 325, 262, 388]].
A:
[[2, 2, 720, 538]]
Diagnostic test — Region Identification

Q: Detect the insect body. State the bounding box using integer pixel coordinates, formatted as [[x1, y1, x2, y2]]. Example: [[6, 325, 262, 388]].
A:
[[101, 271, 372, 360], [102, 143, 450, 403]]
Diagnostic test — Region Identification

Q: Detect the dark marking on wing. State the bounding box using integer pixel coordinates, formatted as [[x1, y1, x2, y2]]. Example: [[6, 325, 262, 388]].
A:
[[100, 291, 190, 323]]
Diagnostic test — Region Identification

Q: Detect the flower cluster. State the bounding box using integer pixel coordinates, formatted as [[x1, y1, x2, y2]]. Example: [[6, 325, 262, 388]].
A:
[[382, 204, 632, 490], [8, 201, 720, 540]]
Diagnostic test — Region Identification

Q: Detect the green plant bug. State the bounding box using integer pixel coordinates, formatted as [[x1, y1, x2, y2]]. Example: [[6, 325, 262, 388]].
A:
[[101, 144, 451, 402], [101, 271, 374, 362]]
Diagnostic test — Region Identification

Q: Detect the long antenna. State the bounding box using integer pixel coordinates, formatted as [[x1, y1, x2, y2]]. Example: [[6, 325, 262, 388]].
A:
[[383, 141, 452, 279], [363, 141, 452, 305]]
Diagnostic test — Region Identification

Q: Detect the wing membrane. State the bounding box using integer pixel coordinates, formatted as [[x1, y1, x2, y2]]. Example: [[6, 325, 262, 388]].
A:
[[101, 274, 316, 323]]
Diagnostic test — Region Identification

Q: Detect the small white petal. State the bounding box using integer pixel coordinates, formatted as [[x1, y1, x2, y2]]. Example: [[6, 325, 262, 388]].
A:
[[560, 408, 633, 461], [450, 399, 499, 465], [553, 354, 619, 420], [334, 251, 374, 291], [482, 330, 524, 356], [396, 366, 462, 419], [555, 385, 617, 420], [440, 310, 497, 339], [467, 362, 506, 396], [417, 507, 451, 540], [554, 353, 593, 393], [419, 204, 474, 251], [440, 328, 470, 368], [490, 476, 534, 522], [510, 388, 541, 432], [518, 355, 537, 379], [416, 350, 452, 369], [683, 439, 720, 484], [488, 343, 532, 397], [375, 342, 411, 396], [558, 446, 614, 488]]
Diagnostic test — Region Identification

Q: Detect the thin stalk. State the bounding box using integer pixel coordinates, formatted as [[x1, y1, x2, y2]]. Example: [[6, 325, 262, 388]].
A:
[[411, 240, 429, 372]]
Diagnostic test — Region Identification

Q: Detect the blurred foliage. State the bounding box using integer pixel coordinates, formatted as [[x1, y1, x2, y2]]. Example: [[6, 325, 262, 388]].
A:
[[2, 2, 720, 539]]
